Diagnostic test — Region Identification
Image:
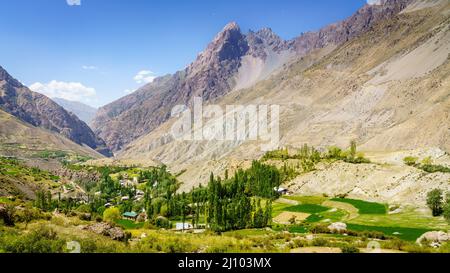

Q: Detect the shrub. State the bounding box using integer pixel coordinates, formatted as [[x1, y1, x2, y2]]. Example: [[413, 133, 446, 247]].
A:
[[421, 157, 433, 166], [403, 156, 418, 166], [311, 237, 329, 247], [103, 207, 121, 223], [1, 226, 65, 253], [341, 245, 360, 253], [154, 216, 171, 229], [310, 224, 330, 234], [292, 238, 308, 248], [327, 146, 343, 160], [79, 213, 92, 221], [443, 201, 450, 224]]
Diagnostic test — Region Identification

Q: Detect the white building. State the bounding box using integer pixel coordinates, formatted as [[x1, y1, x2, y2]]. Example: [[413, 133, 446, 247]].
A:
[[175, 223, 193, 231]]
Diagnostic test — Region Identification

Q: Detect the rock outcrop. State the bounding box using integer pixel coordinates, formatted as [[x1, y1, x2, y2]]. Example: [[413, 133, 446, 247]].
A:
[[83, 222, 126, 241], [417, 231, 450, 247], [328, 222, 348, 234]]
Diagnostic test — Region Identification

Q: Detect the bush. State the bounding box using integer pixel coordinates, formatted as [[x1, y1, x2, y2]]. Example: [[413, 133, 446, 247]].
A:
[[341, 245, 360, 253], [311, 237, 329, 247], [1, 226, 65, 253], [79, 213, 92, 221], [154, 216, 171, 229], [292, 238, 308, 248], [310, 224, 330, 234], [76, 204, 92, 214], [443, 202, 450, 224], [103, 207, 121, 223], [403, 156, 418, 166], [14, 206, 47, 226]]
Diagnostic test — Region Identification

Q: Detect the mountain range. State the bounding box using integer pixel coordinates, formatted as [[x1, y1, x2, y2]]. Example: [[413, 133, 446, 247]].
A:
[[0, 0, 449, 203], [91, 0, 415, 152], [52, 98, 97, 125], [111, 0, 450, 196]]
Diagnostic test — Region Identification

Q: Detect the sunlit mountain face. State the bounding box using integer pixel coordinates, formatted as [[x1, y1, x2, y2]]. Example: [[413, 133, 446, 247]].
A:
[[0, 0, 450, 256]]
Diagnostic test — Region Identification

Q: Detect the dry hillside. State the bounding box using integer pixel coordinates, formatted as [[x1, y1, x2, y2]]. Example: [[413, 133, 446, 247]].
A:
[[113, 1, 450, 204]]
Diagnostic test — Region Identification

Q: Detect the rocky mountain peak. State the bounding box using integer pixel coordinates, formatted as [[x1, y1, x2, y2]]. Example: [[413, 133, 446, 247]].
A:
[[291, 0, 414, 55], [91, 0, 420, 153], [222, 21, 240, 32], [247, 27, 289, 58], [202, 21, 248, 62], [0, 66, 22, 88]]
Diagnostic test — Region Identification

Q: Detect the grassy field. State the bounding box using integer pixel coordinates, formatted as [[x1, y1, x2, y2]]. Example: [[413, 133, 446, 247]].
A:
[[305, 209, 348, 223], [284, 196, 328, 205], [331, 198, 387, 214], [348, 207, 450, 230], [346, 224, 431, 241], [274, 195, 450, 243], [272, 202, 293, 217], [115, 219, 145, 230], [284, 204, 330, 214]]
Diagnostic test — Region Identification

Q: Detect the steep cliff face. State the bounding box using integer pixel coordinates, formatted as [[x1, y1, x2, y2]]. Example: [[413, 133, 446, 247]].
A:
[[92, 0, 416, 153], [291, 0, 414, 55], [92, 22, 292, 152], [0, 66, 112, 157]]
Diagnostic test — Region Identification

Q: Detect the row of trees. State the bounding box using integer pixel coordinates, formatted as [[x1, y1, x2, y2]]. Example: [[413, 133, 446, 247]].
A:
[[142, 161, 279, 232], [34, 190, 80, 214], [426, 189, 450, 222], [263, 141, 370, 172], [34, 159, 280, 232]]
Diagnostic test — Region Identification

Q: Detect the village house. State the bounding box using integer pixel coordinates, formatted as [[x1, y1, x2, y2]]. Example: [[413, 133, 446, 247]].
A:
[[122, 212, 138, 221], [274, 187, 289, 195]]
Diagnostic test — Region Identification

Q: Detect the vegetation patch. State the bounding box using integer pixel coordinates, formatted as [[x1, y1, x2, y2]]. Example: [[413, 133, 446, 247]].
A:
[[404, 156, 450, 173], [284, 196, 327, 205], [346, 224, 431, 241], [285, 204, 330, 214], [331, 198, 387, 214], [115, 219, 144, 230]]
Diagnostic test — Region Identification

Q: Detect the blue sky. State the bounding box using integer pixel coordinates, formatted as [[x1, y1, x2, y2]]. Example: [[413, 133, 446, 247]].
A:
[[0, 0, 368, 108]]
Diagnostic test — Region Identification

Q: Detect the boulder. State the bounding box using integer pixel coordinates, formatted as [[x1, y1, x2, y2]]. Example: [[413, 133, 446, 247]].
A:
[[328, 222, 347, 233], [108, 227, 126, 241], [83, 222, 125, 241], [416, 231, 450, 246]]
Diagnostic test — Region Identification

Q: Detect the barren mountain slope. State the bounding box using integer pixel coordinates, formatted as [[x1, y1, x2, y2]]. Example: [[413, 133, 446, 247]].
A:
[[117, 1, 450, 200], [0, 109, 103, 159], [92, 23, 293, 152], [92, 0, 414, 152], [0, 66, 112, 157]]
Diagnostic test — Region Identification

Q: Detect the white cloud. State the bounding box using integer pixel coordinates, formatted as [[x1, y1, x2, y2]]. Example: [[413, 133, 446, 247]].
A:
[[133, 70, 157, 84], [29, 80, 96, 103], [367, 0, 383, 5], [82, 65, 98, 70], [67, 0, 81, 6], [124, 89, 137, 94]]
